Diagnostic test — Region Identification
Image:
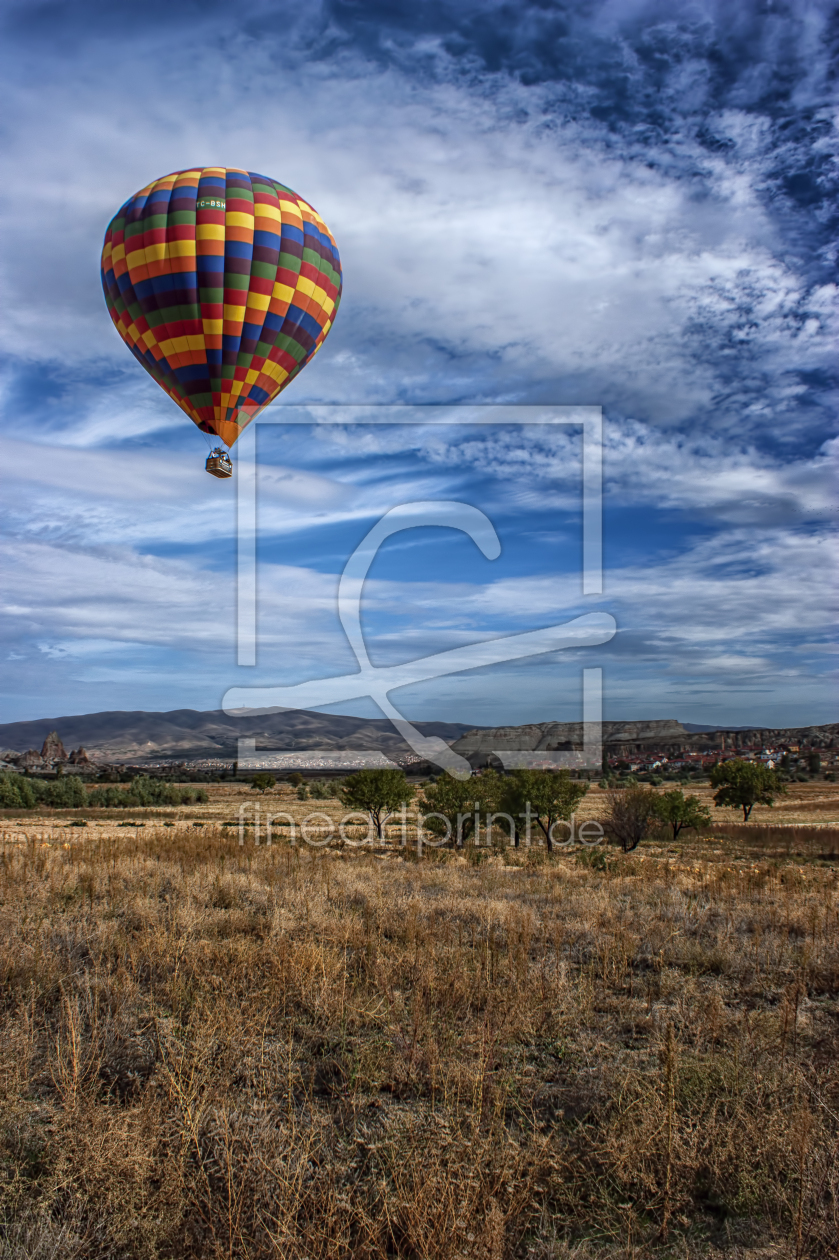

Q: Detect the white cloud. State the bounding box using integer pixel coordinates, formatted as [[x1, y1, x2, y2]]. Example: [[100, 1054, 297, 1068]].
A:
[[0, 23, 834, 437], [0, 2, 835, 726], [2, 437, 362, 546], [301, 415, 839, 525], [2, 520, 834, 717]]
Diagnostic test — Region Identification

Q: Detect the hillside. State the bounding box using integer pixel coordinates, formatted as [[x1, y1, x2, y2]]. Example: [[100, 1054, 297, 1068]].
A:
[[1, 708, 835, 766], [0, 708, 476, 763], [452, 718, 839, 764]]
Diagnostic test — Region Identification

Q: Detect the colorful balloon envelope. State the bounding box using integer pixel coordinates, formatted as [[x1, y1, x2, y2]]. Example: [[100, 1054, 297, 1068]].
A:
[[100, 167, 342, 452]]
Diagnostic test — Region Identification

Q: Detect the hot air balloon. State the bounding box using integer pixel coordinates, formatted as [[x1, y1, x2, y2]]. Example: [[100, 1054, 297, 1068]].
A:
[[100, 167, 342, 477]]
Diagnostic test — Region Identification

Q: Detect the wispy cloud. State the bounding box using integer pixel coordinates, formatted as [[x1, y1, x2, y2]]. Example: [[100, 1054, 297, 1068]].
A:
[[2, 520, 834, 725], [0, 0, 835, 724], [1, 2, 835, 437]]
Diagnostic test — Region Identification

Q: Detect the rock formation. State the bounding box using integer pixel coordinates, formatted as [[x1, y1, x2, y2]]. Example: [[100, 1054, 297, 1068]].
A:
[[16, 749, 46, 770], [40, 731, 68, 763]]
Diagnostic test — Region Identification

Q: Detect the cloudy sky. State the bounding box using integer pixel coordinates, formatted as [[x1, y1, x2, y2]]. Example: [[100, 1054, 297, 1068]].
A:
[[1, 0, 836, 730]]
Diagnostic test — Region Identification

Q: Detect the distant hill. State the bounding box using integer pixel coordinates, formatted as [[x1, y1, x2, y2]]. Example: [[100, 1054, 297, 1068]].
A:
[[0, 709, 834, 767], [681, 723, 755, 733], [452, 718, 839, 765], [0, 708, 477, 763]]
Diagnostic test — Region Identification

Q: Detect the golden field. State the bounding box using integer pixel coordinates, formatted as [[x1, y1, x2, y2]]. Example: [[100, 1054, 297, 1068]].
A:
[[0, 779, 837, 1258]]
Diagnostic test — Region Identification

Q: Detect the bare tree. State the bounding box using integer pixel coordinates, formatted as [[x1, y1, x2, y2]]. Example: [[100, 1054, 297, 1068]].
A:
[[606, 786, 660, 852]]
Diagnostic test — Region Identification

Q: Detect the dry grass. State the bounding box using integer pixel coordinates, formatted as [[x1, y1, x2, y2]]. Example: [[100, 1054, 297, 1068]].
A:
[[0, 788, 837, 1258], [708, 825, 839, 859]]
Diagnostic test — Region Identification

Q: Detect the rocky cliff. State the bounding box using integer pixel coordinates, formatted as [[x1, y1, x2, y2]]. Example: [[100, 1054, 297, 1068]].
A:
[[452, 720, 838, 764]]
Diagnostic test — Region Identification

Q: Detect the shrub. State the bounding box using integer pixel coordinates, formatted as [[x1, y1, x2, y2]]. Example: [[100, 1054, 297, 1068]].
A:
[[249, 774, 276, 794], [87, 776, 208, 809], [308, 780, 341, 801]]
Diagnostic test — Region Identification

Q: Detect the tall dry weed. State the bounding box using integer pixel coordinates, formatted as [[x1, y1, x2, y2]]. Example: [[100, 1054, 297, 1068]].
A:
[[0, 824, 836, 1256]]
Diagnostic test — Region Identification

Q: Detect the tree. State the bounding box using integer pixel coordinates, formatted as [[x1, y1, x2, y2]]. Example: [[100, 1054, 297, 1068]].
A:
[[88, 777, 207, 808], [421, 774, 476, 845], [250, 773, 276, 794], [652, 789, 712, 841], [340, 769, 415, 841], [808, 751, 821, 776], [46, 775, 87, 808], [709, 759, 786, 821], [606, 786, 660, 852], [0, 772, 37, 809], [500, 770, 589, 850], [420, 769, 503, 846], [287, 772, 305, 787]]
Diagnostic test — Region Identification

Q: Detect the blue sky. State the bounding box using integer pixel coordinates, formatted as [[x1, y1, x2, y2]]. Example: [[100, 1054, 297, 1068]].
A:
[[1, 0, 836, 729]]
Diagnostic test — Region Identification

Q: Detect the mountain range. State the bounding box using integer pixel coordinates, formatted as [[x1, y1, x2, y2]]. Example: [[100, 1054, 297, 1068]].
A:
[[0, 708, 475, 763], [0, 708, 835, 766]]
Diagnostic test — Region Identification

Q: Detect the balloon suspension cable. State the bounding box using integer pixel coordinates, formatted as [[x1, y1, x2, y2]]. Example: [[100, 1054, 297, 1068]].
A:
[[201, 428, 229, 455]]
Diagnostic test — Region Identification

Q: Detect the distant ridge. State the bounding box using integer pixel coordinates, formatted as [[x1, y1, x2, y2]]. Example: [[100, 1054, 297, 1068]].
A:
[[0, 708, 835, 765], [681, 723, 755, 733], [0, 708, 476, 763], [452, 718, 838, 766]]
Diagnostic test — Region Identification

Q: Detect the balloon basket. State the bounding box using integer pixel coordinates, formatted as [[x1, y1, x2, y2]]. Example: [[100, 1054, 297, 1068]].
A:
[[205, 448, 233, 479]]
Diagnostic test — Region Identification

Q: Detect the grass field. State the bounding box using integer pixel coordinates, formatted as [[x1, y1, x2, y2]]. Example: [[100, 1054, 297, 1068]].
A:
[[0, 780, 837, 1258]]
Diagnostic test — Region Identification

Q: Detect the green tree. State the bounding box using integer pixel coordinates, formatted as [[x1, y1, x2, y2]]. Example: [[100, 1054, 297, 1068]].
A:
[[340, 769, 415, 841], [249, 773, 276, 794], [0, 773, 91, 810], [0, 773, 37, 809], [88, 777, 207, 808], [709, 759, 786, 821], [652, 789, 712, 841], [807, 751, 821, 775], [420, 770, 502, 846], [45, 775, 87, 808], [606, 786, 660, 852], [500, 770, 589, 850]]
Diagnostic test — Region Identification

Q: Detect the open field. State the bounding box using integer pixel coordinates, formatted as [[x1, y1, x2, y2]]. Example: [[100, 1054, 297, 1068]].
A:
[[0, 782, 838, 1258], [3, 779, 839, 843]]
